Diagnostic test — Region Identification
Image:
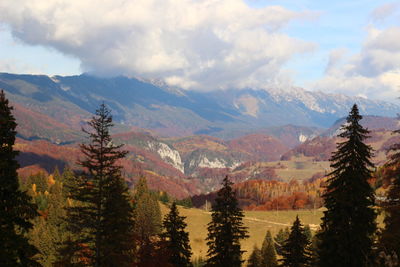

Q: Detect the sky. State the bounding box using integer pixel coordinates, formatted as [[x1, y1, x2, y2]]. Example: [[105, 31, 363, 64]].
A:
[[0, 0, 399, 101]]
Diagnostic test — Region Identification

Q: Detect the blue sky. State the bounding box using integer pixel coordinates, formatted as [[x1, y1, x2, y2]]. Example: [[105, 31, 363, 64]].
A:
[[0, 27, 80, 75], [248, 0, 397, 85], [0, 0, 399, 100]]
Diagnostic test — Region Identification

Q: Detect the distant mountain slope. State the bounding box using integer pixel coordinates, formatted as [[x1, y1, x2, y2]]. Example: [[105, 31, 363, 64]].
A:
[[283, 127, 397, 165], [323, 115, 400, 137], [13, 103, 83, 144], [15, 137, 200, 198], [253, 125, 323, 148], [228, 134, 289, 161], [1, 72, 399, 139]]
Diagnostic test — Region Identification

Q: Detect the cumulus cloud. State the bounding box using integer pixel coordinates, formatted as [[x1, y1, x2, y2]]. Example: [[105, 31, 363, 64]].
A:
[[0, 0, 316, 90], [313, 3, 400, 102]]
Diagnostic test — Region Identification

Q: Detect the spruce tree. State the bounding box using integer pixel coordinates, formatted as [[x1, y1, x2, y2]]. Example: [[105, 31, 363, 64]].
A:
[[161, 202, 193, 267], [317, 104, 377, 267], [379, 125, 400, 260], [274, 227, 290, 256], [101, 175, 135, 266], [0, 90, 39, 266], [205, 175, 249, 267], [61, 103, 135, 266], [280, 216, 311, 267], [261, 230, 278, 267], [309, 234, 320, 267], [247, 245, 262, 267]]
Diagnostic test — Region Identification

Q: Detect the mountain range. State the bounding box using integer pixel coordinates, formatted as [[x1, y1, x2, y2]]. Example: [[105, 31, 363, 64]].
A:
[[2, 72, 400, 196], [1, 72, 399, 141]]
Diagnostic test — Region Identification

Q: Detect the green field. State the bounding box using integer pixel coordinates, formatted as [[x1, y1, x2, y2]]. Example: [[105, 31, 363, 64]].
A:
[[161, 204, 324, 261]]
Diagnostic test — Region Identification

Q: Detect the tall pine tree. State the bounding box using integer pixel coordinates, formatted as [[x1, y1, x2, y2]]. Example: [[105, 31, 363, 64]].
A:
[[274, 227, 290, 256], [280, 216, 311, 267], [101, 173, 135, 266], [0, 90, 39, 266], [261, 230, 278, 267], [206, 175, 249, 267], [317, 104, 377, 267], [161, 202, 192, 267], [60, 103, 135, 266], [247, 245, 262, 267]]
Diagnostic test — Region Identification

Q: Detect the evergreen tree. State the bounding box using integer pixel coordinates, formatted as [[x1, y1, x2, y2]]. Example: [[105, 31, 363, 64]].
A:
[[0, 90, 39, 266], [309, 234, 320, 267], [379, 124, 400, 260], [317, 104, 377, 267], [247, 245, 262, 267], [303, 225, 312, 243], [132, 176, 162, 265], [379, 172, 400, 262], [161, 202, 192, 267], [261, 230, 278, 267], [274, 227, 290, 256], [60, 103, 135, 266], [280, 216, 311, 267], [205, 175, 249, 267], [101, 174, 135, 266]]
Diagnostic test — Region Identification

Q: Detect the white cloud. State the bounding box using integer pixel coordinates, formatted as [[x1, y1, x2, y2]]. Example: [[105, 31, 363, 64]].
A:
[[313, 15, 400, 102], [0, 58, 44, 74], [370, 1, 400, 23], [0, 0, 316, 90]]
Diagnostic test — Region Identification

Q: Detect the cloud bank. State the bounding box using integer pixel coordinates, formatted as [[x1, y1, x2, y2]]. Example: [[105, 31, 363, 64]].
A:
[[0, 0, 316, 90], [313, 3, 400, 101]]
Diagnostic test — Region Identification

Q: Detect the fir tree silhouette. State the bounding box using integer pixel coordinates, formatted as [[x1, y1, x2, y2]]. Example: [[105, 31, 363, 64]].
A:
[[161, 202, 192, 267], [0, 90, 39, 266], [206, 175, 248, 267], [60, 103, 135, 266], [280, 216, 311, 267], [317, 104, 376, 267]]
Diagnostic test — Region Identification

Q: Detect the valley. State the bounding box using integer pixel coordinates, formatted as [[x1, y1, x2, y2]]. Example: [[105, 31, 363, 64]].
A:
[[1, 72, 398, 210]]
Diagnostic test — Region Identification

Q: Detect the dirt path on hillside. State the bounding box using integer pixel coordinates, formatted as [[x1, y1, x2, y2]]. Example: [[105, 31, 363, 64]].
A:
[[244, 216, 319, 230], [201, 211, 320, 230]]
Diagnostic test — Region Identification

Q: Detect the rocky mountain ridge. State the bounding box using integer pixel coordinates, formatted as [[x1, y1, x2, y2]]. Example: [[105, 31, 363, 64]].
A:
[[1, 72, 398, 140], [3, 72, 400, 196]]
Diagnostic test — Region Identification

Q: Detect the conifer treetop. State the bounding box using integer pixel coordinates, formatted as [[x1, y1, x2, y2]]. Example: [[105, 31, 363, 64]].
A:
[[79, 103, 128, 178], [280, 216, 311, 267], [162, 201, 192, 267], [206, 175, 249, 267], [330, 104, 374, 174], [317, 104, 377, 267]]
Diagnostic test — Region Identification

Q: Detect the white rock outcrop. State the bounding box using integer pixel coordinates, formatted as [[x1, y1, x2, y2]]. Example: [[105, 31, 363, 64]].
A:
[[147, 142, 184, 173], [189, 155, 240, 170]]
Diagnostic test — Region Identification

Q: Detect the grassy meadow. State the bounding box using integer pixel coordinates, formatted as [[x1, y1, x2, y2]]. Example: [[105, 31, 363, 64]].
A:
[[161, 204, 325, 261]]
